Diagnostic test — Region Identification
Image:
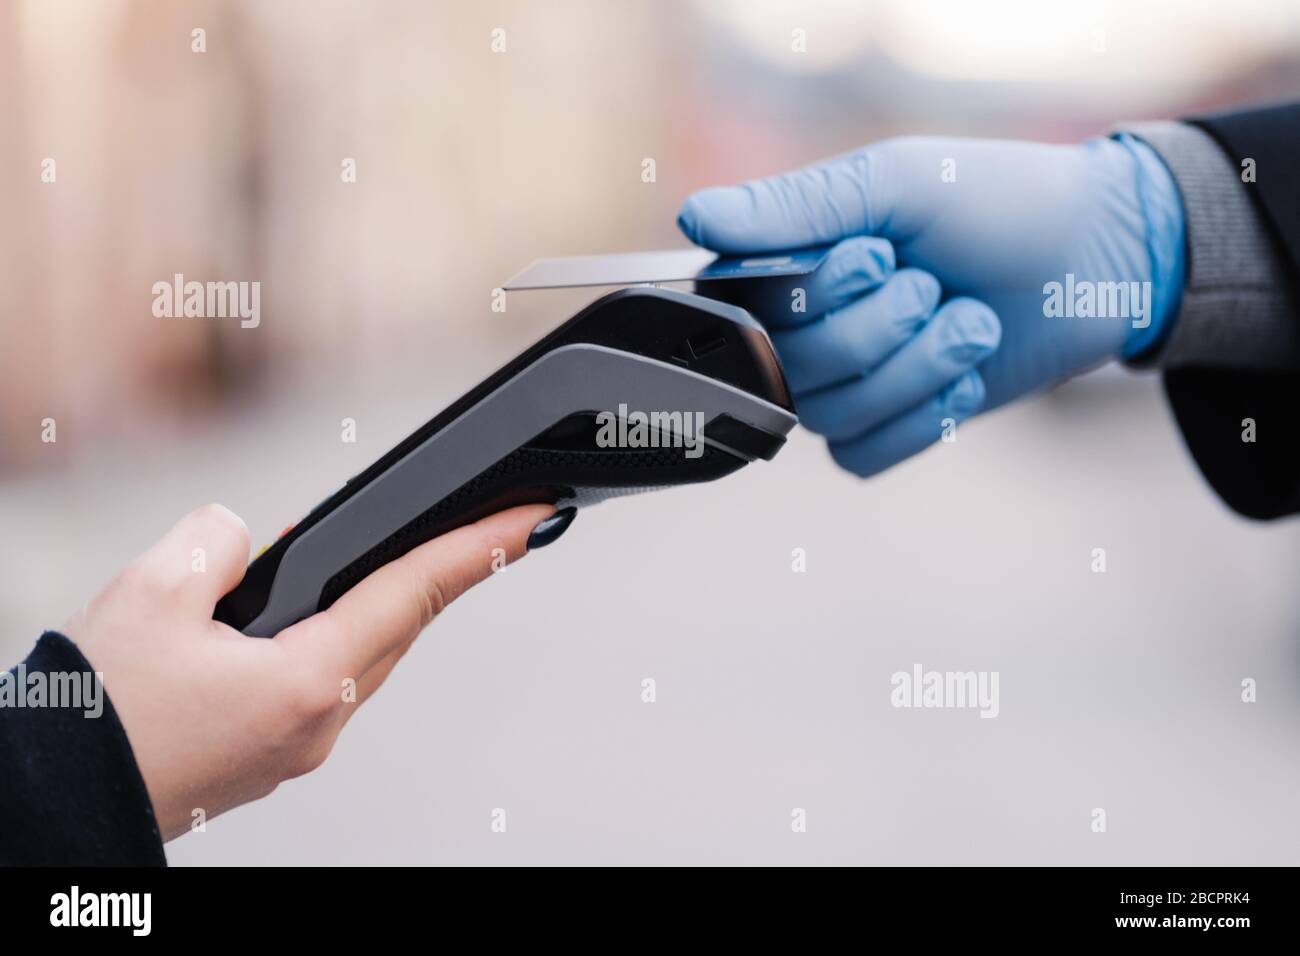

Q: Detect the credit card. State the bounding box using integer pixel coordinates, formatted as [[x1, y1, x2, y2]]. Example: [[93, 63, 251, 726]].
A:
[[503, 245, 832, 291], [694, 246, 832, 282]]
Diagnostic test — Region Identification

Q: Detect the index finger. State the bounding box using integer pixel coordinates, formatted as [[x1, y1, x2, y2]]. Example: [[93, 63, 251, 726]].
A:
[[275, 503, 554, 679]]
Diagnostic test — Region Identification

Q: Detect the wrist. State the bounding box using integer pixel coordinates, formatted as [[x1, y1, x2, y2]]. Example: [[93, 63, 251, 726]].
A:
[[1113, 132, 1187, 361]]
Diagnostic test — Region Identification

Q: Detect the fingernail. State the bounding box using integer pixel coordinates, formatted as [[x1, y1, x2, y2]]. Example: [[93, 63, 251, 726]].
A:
[[905, 270, 941, 316], [527, 507, 577, 551], [943, 340, 998, 365], [828, 238, 896, 299], [942, 306, 1000, 363]]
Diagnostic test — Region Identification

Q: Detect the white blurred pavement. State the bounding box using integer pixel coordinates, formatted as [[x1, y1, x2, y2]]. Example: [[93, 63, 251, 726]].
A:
[[3, 356, 1297, 865]]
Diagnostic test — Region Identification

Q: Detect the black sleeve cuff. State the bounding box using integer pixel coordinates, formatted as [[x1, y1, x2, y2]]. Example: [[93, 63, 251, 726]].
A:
[[1163, 367, 1300, 521], [0, 632, 166, 866]]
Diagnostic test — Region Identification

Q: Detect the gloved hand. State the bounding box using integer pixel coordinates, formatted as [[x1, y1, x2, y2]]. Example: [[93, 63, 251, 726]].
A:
[[677, 134, 1185, 477]]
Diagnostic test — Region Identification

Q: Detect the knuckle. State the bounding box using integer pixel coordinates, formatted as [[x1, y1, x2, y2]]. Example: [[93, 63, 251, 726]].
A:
[[284, 661, 339, 727], [289, 736, 335, 778], [401, 558, 443, 629], [773, 167, 816, 210], [124, 552, 188, 600], [425, 574, 449, 622], [271, 728, 333, 782], [116, 556, 161, 594], [253, 779, 280, 802]]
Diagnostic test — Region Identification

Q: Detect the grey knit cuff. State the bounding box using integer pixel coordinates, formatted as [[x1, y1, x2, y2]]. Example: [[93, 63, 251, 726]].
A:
[[1116, 120, 1299, 370]]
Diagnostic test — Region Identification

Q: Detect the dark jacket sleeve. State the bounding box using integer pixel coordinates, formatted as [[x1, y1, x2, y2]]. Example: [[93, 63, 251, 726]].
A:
[[1157, 103, 1300, 519], [0, 632, 166, 866]]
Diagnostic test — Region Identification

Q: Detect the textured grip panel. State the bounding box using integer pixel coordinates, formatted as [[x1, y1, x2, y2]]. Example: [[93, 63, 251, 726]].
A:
[[315, 441, 743, 613]]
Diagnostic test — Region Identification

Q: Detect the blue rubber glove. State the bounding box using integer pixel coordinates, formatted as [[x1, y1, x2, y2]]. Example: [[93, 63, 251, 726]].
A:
[[678, 134, 1186, 477]]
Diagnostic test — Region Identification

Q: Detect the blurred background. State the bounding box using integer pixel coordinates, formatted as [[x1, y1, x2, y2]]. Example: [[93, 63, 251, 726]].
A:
[[3, 0, 1300, 864]]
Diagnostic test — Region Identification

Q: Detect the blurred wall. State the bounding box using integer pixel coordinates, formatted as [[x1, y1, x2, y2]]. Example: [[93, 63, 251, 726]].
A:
[[3, 0, 1299, 472], [0, 0, 675, 468]]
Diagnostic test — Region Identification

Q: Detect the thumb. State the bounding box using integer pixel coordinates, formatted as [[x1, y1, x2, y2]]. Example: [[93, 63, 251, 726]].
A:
[[677, 148, 890, 254]]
